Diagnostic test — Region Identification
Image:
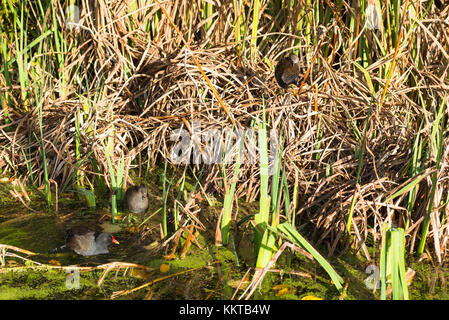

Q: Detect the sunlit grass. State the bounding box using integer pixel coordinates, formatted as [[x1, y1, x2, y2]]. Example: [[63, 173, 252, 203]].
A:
[[0, 0, 447, 300], [380, 223, 408, 300]]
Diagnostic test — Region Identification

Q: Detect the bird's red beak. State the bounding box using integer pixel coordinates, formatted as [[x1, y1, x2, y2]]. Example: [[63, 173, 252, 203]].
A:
[[112, 236, 119, 244]]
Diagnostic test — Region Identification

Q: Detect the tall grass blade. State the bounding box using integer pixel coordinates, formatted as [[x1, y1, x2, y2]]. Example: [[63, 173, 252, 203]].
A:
[[221, 129, 245, 245], [276, 222, 344, 293]]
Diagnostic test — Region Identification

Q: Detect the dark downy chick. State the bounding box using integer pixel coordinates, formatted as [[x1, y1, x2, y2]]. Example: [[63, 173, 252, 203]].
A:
[[275, 53, 301, 89]]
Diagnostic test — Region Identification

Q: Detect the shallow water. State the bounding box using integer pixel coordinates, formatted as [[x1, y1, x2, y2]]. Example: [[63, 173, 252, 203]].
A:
[[0, 180, 448, 300]]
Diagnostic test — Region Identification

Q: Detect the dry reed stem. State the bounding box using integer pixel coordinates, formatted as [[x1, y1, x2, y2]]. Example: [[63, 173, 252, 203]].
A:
[[110, 262, 217, 299]]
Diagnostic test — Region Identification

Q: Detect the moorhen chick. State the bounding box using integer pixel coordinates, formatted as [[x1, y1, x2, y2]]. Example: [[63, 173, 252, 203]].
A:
[[125, 184, 149, 214], [64, 226, 119, 256], [275, 53, 301, 89]]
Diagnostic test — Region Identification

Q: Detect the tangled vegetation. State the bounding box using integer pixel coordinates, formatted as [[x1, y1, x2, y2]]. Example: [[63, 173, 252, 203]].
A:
[[0, 0, 448, 299]]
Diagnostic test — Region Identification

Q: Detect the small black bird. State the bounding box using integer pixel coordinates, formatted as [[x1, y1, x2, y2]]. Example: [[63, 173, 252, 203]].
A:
[[125, 184, 149, 214], [50, 226, 119, 256], [275, 53, 301, 89]]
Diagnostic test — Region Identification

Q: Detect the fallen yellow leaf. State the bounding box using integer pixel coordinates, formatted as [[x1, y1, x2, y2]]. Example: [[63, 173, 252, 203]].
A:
[[160, 264, 170, 273], [272, 284, 296, 296], [48, 260, 61, 266], [129, 268, 153, 279], [302, 295, 323, 300], [7, 260, 20, 267]]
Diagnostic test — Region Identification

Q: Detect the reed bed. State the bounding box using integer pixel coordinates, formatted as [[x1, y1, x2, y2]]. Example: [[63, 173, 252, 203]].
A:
[[0, 0, 448, 269]]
